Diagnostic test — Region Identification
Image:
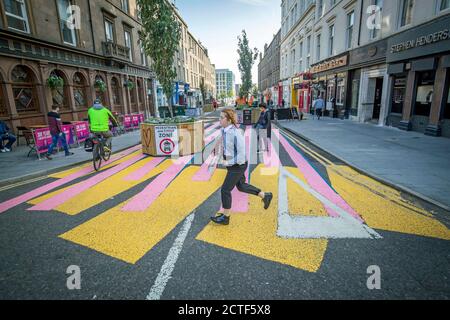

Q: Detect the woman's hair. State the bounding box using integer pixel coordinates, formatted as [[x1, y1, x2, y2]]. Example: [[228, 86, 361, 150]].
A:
[[221, 109, 238, 127]]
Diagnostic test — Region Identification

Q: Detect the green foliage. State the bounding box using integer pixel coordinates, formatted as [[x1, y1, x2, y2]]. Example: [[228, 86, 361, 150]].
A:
[[199, 77, 206, 102], [125, 80, 135, 90], [145, 116, 196, 124], [94, 79, 107, 93], [237, 30, 258, 99], [46, 75, 64, 90], [138, 0, 181, 117]]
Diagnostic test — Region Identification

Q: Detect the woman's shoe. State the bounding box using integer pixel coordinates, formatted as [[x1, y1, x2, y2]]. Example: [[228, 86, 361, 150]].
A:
[[210, 214, 230, 225]]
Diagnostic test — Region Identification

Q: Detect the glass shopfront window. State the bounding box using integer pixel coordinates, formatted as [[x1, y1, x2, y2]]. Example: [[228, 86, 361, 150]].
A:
[[336, 78, 345, 106], [414, 71, 435, 117], [350, 70, 361, 117], [444, 71, 450, 119], [392, 75, 406, 114]]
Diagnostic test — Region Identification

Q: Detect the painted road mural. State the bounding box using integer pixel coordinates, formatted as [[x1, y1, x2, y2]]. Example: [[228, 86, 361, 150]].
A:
[[0, 121, 449, 299]]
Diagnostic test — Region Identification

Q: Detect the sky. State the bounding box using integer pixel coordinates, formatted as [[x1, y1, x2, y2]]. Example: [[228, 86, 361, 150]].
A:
[[175, 0, 281, 85]]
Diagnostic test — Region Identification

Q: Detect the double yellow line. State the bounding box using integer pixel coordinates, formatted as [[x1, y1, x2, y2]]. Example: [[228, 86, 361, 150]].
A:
[[276, 125, 333, 167], [0, 175, 49, 192]]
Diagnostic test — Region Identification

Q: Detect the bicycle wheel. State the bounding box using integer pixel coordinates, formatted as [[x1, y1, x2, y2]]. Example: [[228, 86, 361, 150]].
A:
[[103, 142, 112, 161], [93, 144, 102, 171]]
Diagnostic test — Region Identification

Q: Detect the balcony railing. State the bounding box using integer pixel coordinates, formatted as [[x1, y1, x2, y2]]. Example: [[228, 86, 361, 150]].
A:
[[102, 41, 130, 61]]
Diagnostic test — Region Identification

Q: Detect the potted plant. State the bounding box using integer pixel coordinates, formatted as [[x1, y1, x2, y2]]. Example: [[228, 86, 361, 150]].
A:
[[124, 80, 135, 90], [95, 79, 107, 93], [46, 75, 64, 90]]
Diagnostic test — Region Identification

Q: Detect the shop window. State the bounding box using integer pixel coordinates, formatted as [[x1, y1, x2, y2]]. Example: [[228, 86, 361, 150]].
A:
[[50, 70, 69, 110], [391, 76, 406, 114], [11, 65, 39, 113], [3, 0, 30, 33], [414, 71, 435, 117], [73, 73, 87, 109], [138, 80, 144, 106], [350, 78, 360, 117], [336, 79, 345, 106]]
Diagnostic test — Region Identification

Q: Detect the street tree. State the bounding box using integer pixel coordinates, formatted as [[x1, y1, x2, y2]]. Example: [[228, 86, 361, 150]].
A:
[[138, 0, 181, 117], [237, 30, 258, 100], [200, 77, 207, 104]]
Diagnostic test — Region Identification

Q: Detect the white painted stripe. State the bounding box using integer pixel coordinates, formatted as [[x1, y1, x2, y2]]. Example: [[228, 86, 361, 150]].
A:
[[146, 212, 195, 300]]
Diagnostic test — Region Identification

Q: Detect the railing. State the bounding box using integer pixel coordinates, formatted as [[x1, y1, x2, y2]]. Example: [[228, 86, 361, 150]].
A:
[[102, 41, 130, 61]]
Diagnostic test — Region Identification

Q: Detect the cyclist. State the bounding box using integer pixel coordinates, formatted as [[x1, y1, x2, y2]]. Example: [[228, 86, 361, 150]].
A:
[[87, 99, 119, 152]]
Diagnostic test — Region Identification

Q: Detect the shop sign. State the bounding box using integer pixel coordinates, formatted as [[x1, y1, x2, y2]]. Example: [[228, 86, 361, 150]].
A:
[[155, 126, 179, 156], [311, 55, 348, 74]]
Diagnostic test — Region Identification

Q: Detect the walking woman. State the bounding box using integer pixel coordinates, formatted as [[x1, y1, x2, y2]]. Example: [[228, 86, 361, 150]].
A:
[[211, 109, 273, 225]]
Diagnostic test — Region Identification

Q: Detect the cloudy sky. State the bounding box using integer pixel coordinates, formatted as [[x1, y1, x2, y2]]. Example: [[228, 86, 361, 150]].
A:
[[175, 0, 281, 85]]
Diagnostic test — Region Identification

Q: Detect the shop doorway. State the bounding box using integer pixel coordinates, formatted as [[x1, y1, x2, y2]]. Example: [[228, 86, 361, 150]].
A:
[[372, 77, 384, 120]]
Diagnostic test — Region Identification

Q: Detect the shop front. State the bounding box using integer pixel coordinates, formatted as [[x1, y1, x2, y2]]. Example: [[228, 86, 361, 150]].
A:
[[311, 54, 349, 118], [386, 14, 450, 137], [347, 39, 389, 125], [292, 73, 313, 114]]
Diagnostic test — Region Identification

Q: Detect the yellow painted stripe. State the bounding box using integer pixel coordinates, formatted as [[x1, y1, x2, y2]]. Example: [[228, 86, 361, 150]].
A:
[[29, 157, 170, 215], [327, 166, 450, 240], [285, 167, 328, 217], [59, 166, 227, 264], [196, 164, 328, 273]]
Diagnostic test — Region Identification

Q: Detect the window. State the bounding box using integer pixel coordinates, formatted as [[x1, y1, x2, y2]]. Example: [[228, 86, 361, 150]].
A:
[[73, 73, 87, 109], [347, 11, 354, 48], [329, 25, 335, 56], [400, 0, 413, 27], [299, 41, 303, 71], [11, 65, 38, 113], [316, 34, 321, 61], [318, 0, 323, 17], [121, 0, 129, 13], [371, 0, 383, 39], [336, 79, 345, 106], [95, 75, 106, 102], [3, 0, 30, 33], [440, 0, 450, 10], [0, 83, 7, 117], [50, 71, 69, 110], [105, 19, 114, 42], [57, 0, 77, 46], [291, 49, 296, 73], [414, 71, 435, 116], [307, 35, 311, 69], [140, 40, 147, 66], [124, 30, 133, 62], [391, 76, 406, 114]]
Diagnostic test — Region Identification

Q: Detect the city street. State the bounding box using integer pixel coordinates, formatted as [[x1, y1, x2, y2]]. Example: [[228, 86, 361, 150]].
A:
[[1, 112, 449, 300]]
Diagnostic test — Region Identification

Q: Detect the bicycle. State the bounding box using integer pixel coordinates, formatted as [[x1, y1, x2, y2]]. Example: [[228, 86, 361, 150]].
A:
[[92, 133, 112, 171]]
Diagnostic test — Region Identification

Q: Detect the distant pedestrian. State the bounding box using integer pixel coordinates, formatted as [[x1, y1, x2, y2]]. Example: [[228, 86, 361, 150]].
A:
[[45, 106, 74, 160], [282, 99, 286, 108], [0, 120, 16, 152], [213, 99, 218, 111], [313, 95, 325, 120], [254, 103, 271, 152], [211, 109, 273, 225]]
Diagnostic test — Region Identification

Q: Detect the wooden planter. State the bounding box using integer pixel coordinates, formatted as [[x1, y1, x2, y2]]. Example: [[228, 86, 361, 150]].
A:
[[141, 121, 204, 157]]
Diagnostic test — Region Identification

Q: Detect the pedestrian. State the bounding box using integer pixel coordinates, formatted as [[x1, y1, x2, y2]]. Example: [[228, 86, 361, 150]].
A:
[[254, 103, 271, 152], [313, 94, 325, 120], [213, 99, 218, 111], [0, 120, 16, 153], [45, 106, 74, 160], [282, 99, 286, 108], [211, 109, 273, 225]]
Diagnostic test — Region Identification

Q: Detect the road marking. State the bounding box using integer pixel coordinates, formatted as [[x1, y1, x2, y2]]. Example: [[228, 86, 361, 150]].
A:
[[197, 164, 329, 272], [0, 146, 142, 214], [275, 129, 363, 222], [278, 166, 382, 239], [146, 212, 195, 300], [123, 157, 166, 181], [28, 154, 146, 211], [28, 158, 172, 215], [59, 166, 225, 264], [0, 175, 50, 192], [121, 155, 193, 212]]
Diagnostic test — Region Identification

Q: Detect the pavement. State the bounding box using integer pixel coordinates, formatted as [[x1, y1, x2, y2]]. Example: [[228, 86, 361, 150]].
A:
[[0, 130, 142, 187], [276, 115, 450, 211]]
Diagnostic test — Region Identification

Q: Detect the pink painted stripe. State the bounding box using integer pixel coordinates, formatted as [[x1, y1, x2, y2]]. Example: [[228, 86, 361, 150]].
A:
[[28, 154, 146, 211], [123, 157, 166, 181], [0, 145, 142, 214], [205, 121, 220, 134], [220, 126, 252, 213], [204, 129, 222, 145], [121, 155, 193, 212], [263, 129, 281, 168], [192, 152, 219, 181], [274, 130, 363, 222]]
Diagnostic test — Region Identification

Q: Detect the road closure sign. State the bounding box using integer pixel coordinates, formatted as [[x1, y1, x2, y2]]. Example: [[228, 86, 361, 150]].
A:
[[155, 126, 179, 156]]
